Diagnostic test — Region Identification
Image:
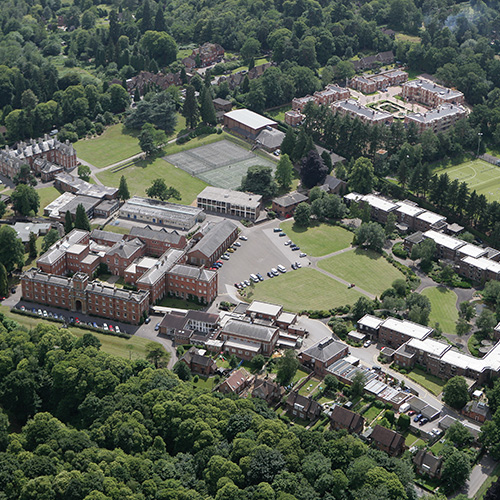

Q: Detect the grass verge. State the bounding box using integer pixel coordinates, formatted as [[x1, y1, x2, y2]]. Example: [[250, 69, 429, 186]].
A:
[[407, 367, 445, 396]]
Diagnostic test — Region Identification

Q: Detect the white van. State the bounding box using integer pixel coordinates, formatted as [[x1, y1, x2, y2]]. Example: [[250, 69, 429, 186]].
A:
[[271, 268, 279, 276], [277, 264, 287, 273], [250, 274, 259, 282]]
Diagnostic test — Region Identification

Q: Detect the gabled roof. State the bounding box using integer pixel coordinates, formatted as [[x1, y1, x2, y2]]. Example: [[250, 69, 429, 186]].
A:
[[413, 450, 442, 475], [222, 368, 251, 392], [222, 319, 278, 342], [330, 405, 365, 431], [130, 225, 184, 245], [90, 229, 125, 244], [302, 337, 347, 363], [371, 425, 405, 450], [287, 391, 322, 415], [188, 219, 237, 259], [273, 191, 308, 207], [106, 238, 144, 259]]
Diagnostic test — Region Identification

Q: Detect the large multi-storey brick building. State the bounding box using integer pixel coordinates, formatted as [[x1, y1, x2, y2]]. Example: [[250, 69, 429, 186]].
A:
[[0, 136, 77, 180], [404, 104, 467, 134], [350, 69, 409, 93], [402, 79, 464, 107], [332, 99, 393, 125]]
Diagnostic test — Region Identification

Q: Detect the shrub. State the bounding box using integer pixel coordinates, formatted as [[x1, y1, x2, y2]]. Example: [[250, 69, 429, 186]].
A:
[[392, 242, 408, 259], [193, 375, 199, 383]]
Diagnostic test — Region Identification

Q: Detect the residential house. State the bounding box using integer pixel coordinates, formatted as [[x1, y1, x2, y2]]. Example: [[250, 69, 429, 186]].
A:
[[272, 192, 308, 219], [370, 425, 405, 456], [218, 368, 252, 395], [330, 405, 365, 434], [300, 337, 349, 376], [252, 378, 282, 402], [413, 450, 443, 479], [462, 401, 490, 423], [286, 391, 322, 421], [180, 347, 217, 375]]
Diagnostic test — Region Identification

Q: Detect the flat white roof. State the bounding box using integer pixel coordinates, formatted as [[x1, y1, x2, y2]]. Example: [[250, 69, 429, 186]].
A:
[[362, 194, 398, 212], [440, 349, 486, 372], [198, 186, 262, 208], [407, 338, 450, 357], [396, 201, 424, 217], [67, 243, 87, 254], [424, 230, 465, 251], [358, 314, 385, 329], [418, 211, 446, 224], [344, 192, 363, 202], [247, 300, 282, 317], [382, 317, 432, 340], [277, 312, 297, 323], [457, 244, 487, 259], [224, 109, 277, 130]]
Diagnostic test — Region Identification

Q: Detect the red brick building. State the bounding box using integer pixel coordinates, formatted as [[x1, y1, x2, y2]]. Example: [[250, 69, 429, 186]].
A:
[[370, 425, 405, 456], [330, 405, 365, 434], [127, 225, 187, 256], [166, 264, 217, 304], [218, 368, 252, 395], [272, 192, 308, 219], [402, 80, 465, 107], [300, 337, 348, 376]]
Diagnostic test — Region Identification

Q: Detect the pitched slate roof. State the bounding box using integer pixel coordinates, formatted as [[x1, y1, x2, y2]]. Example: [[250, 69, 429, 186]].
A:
[[222, 368, 251, 392], [188, 219, 237, 258], [330, 405, 365, 432], [222, 319, 278, 342], [130, 225, 184, 245], [302, 337, 346, 363], [371, 425, 405, 451]]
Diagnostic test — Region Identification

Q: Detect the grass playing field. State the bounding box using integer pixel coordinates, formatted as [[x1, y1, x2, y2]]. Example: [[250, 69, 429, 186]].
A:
[[280, 222, 353, 257], [421, 286, 458, 334], [97, 156, 208, 205], [75, 124, 141, 168], [245, 267, 364, 312], [434, 158, 500, 202], [318, 249, 405, 297]]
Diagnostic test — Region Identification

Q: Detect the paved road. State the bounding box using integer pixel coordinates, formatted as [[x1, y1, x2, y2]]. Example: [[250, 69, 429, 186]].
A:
[[454, 453, 497, 499]]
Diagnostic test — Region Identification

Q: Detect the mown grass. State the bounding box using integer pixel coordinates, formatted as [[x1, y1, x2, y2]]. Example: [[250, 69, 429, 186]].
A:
[[421, 286, 458, 334], [406, 367, 446, 396]]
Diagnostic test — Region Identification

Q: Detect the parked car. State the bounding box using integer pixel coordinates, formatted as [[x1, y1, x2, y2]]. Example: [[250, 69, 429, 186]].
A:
[[291, 246, 300, 251], [277, 265, 287, 273], [145, 317, 151, 324], [267, 272, 273, 278], [407, 410, 416, 416], [273, 149, 281, 156], [221, 255, 229, 260], [233, 242, 241, 247], [93, 322, 98, 328], [20, 305, 25, 311], [295, 262, 302, 268], [271, 268, 279, 276], [273, 228, 281, 233], [299, 252, 307, 257], [239, 235, 248, 241], [256, 273, 264, 281], [155, 323, 160, 331], [279, 232, 286, 237], [419, 418, 429, 426], [244, 280, 251, 287], [103, 323, 108, 330], [291, 263, 297, 270], [115, 326, 120, 333], [363, 340, 371, 348], [413, 414, 422, 422], [285, 240, 292, 246], [227, 248, 235, 253]]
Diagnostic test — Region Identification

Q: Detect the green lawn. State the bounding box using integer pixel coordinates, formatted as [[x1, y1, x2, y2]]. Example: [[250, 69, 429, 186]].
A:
[[292, 368, 310, 385], [246, 268, 364, 312], [406, 368, 446, 396], [318, 249, 404, 297], [1, 306, 161, 360], [363, 405, 384, 423], [421, 286, 458, 334], [157, 296, 205, 310], [101, 224, 131, 235], [75, 124, 141, 168], [191, 376, 216, 391], [267, 105, 291, 123], [433, 158, 500, 203], [96, 156, 208, 205], [430, 440, 445, 456], [280, 222, 353, 257], [299, 378, 321, 396], [405, 431, 424, 447], [23, 236, 44, 271], [37, 186, 62, 215]]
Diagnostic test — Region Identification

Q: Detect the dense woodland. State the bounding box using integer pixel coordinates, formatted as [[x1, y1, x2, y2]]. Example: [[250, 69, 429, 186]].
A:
[[0, 314, 473, 500]]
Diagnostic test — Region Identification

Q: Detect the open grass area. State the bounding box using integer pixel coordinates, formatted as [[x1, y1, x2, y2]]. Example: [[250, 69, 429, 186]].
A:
[[299, 378, 321, 396], [280, 222, 353, 257], [22, 236, 44, 271], [292, 368, 310, 385], [96, 156, 208, 205], [36, 186, 62, 215], [267, 105, 292, 123], [246, 268, 364, 312], [433, 158, 500, 202], [101, 223, 131, 235], [405, 431, 424, 447], [0, 305, 159, 360], [430, 440, 445, 456], [421, 286, 458, 334], [318, 249, 404, 297], [407, 367, 446, 396], [75, 124, 141, 168], [363, 405, 384, 423], [191, 376, 216, 391], [395, 33, 421, 43]]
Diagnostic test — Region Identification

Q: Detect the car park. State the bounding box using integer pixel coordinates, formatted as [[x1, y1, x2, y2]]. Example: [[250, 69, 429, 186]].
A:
[[299, 252, 307, 257], [413, 414, 422, 422], [256, 273, 264, 281], [239, 235, 248, 240]]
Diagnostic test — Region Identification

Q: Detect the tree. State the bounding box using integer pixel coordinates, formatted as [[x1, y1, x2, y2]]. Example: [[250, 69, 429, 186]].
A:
[[173, 361, 191, 380], [251, 354, 266, 372], [78, 164, 91, 182], [64, 211, 74, 234], [13, 164, 37, 186], [139, 123, 167, 156], [411, 238, 436, 270], [0, 263, 8, 297], [324, 374, 338, 392], [240, 165, 277, 198], [294, 203, 311, 227], [348, 157, 376, 194], [476, 308, 497, 337], [108, 84, 130, 113], [125, 91, 177, 133], [11, 184, 40, 216], [406, 293, 431, 326], [200, 87, 217, 126], [241, 38, 261, 65], [275, 154, 293, 191], [28, 232, 37, 260], [140, 30, 177, 66], [455, 318, 471, 337], [351, 297, 375, 321], [0, 225, 24, 272], [146, 342, 170, 368], [300, 149, 328, 189], [397, 413, 410, 431], [118, 176, 130, 201], [385, 212, 397, 237], [459, 301, 476, 322], [276, 350, 299, 386], [0, 201, 5, 219], [355, 222, 386, 252], [74, 204, 91, 232], [351, 371, 366, 398], [443, 376, 469, 409], [441, 449, 471, 493], [281, 128, 296, 159], [41, 229, 59, 254], [446, 421, 473, 448], [183, 85, 199, 129], [146, 179, 181, 201]]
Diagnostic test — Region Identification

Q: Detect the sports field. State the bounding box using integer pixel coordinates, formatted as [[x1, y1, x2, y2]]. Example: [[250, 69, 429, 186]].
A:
[[164, 140, 276, 190], [280, 222, 353, 257], [246, 268, 364, 312], [421, 286, 458, 334], [96, 156, 208, 205], [318, 249, 405, 297], [434, 159, 500, 202]]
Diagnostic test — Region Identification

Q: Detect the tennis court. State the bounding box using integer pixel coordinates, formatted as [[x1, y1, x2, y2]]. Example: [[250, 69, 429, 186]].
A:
[[164, 140, 276, 190], [436, 159, 500, 202]]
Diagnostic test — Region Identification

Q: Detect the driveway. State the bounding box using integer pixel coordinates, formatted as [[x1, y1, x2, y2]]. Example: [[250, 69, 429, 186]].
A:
[[454, 454, 497, 499]]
